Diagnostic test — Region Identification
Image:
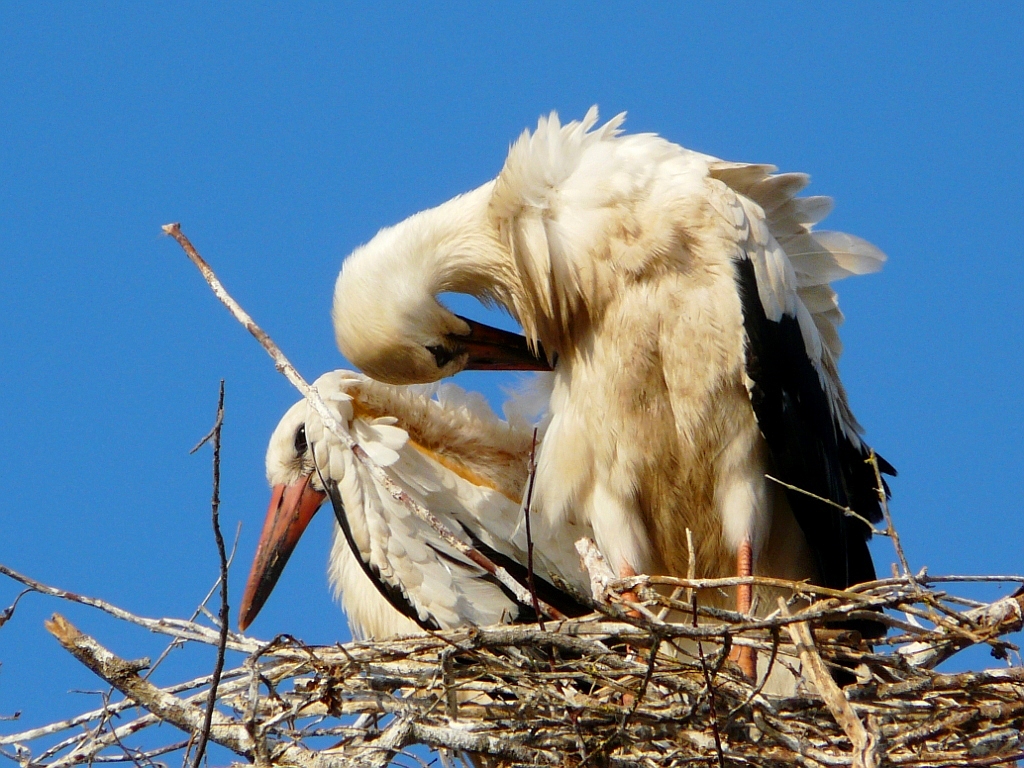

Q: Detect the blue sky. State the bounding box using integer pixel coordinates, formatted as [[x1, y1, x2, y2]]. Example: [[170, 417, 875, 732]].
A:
[[2, 3, 1022, 760]]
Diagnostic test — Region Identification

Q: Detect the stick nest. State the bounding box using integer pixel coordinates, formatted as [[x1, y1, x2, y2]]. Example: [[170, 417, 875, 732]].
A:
[[4, 572, 1023, 768]]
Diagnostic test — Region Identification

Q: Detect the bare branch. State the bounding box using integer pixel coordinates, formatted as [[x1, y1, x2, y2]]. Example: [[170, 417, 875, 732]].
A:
[[191, 380, 229, 768], [868, 450, 916, 585], [44, 614, 256, 759], [899, 586, 1024, 668], [0, 561, 262, 653], [780, 599, 882, 768], [523, 427, 543, 630], [765, 474, 887, 535]]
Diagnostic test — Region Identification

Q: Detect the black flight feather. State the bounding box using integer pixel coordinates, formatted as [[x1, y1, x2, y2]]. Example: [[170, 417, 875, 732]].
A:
[[325, 480, 441, 632], [734, 257, 895, 638]]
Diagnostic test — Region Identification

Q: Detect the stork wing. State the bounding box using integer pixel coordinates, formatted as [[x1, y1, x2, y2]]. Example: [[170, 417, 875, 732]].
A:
[[306, 374, 587, 631], [709, 165, 895, 598]]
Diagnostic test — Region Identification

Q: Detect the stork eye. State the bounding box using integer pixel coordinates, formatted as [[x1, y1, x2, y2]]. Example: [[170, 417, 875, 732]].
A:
[[426, 344, 457, 369], [294, 425, 308, 456]]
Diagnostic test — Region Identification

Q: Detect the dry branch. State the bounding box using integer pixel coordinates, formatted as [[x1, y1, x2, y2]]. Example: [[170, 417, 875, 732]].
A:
[[4, 564, 1024, 768], [780, 601, 881, 768], [190, 380, 228, 768]]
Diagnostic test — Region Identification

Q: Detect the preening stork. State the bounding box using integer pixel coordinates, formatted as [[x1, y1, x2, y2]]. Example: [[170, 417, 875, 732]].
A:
[[332, 108, 895, 657], [238, 370, 589, 638]]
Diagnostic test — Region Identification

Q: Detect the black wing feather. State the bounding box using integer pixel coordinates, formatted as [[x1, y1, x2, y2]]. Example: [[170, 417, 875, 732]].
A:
[[325, 480, 441, 632], [734, 258, 895, 612], [326, 480, 588, 630], [447, 521, 591, 620]]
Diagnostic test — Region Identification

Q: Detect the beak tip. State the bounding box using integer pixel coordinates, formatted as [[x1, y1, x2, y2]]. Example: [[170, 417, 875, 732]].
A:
[[457, 316, 550, 371], [237, 477, 327, 636], [237, 601, 254, 632]]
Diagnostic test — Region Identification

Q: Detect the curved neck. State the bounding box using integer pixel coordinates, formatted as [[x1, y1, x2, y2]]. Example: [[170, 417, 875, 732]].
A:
[[423, 183, 517, 305]]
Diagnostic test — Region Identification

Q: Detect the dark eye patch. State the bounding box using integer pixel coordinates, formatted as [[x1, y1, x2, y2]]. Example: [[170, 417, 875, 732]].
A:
[[294, 424, 308, 456], [425, 344, 457, 368]]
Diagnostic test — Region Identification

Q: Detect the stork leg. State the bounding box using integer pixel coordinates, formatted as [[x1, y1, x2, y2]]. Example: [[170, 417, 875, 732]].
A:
[[729, 538, 757, 680], [619, 562, 642, 617], [618, 562, 641, 707]]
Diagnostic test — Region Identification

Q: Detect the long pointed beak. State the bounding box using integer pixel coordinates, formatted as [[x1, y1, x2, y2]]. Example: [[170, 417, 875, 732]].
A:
[[238, 475, 327, 631], [457, 315, 551, 371]]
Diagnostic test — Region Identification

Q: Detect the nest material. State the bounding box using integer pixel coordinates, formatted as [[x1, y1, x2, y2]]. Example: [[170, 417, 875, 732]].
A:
[[4, 572, 1024, 768]]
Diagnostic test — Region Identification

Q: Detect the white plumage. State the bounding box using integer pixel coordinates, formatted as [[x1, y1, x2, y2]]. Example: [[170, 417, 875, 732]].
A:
[[239, 370, 589, 640], [331, 107, 893, 659]]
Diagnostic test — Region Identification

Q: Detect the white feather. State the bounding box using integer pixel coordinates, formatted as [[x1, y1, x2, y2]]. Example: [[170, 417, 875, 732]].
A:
[[330, 107, 887, 625], [266, 370, 589, 640]]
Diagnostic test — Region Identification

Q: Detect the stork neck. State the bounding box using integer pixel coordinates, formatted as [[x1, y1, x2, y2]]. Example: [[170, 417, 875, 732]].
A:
[[425, 182, 513, 303]]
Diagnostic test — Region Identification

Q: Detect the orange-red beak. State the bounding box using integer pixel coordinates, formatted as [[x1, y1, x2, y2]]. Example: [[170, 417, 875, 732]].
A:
[[458, 316, 551, 371], [238, 475, 327, 631]]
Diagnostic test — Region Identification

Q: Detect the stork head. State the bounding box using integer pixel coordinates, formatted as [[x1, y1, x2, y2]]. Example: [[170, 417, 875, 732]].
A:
[[332, 186, 550, 385], [238, 399, 328, 631]]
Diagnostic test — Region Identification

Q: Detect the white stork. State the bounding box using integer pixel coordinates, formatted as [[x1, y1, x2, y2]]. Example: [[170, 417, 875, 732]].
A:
[[238, 370, 590, 637], [331, 108, 894, 667]]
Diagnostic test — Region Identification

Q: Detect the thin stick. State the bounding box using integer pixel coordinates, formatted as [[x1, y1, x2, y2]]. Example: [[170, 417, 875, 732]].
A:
[[779, 598, 881, 768], [144, 522, 242, 681], [655, 529, 697, 624], [692, 590, 725, 768], [523, 428, 543, 630], [621, 632, 661, 728], [0, 667, 249, 748], [0, 588, 33, 630], [162, 223, 565, 622], [191, 380, 228, 768], [0, 563, 260, 652], [45, 614, 257, 760], [765, 474, 887, 535], [868, 451, 916, 585]]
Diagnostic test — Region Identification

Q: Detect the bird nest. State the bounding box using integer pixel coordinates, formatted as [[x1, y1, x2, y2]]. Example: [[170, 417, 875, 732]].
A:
[[3, 566, 1023, 768]]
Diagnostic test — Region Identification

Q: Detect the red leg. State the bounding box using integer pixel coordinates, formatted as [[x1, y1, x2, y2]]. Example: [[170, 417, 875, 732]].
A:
[[737, 539, 753, 615], [618, 561, 642, 706], [730, 539, 757, 680], [619, 562, 642, 618]]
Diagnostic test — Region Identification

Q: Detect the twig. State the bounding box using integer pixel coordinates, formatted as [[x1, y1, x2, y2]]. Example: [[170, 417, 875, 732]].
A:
[[621, 631, 661, 729], [727, 625, 780, 720], [0, 587, 32, 629], [144, 521, 242, 681], [44, 614, 257, 759], [0, 667, 251, 750], [162, 222, 566, 623], [523, 427, 543, 630], [779, 598, 881, 768], [765, 474, 888, 535], [686, 526, 695, 605], [0, 561, 261, 653], [191, 380, 228, 768], [693, 590, 726, 768], [868, 451, 915, 585]]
